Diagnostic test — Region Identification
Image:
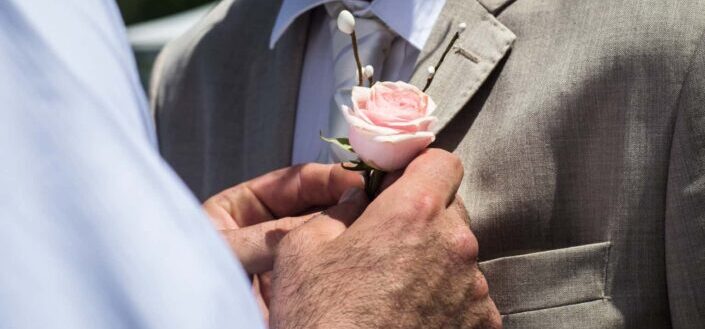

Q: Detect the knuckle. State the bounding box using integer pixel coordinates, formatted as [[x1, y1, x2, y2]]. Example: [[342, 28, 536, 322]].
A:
[[471, 270, 490, 299], [406, 192, 444, 220], [447, 229, 479, 261], [203, 195, 227, 212], [446, 153, 464, 176], [277, 226, 309, 255]]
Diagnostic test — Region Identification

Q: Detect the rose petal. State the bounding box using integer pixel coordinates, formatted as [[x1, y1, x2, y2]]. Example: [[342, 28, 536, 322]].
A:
[[341, 105, 402, 135], [351, 86, 372, 112], [351, 104, 377, 126], [425, 95, 437, 116], [343, 81, 438, 170], [349, 127, 435, 171], [360, 109, 433, 128], [372, 131, 435, 143], [382, 116, 437, 132], [367, 82, 430, 118]]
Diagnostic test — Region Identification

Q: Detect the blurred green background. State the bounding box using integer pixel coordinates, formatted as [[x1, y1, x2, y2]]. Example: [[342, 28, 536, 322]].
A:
[[117, 0, 216, 90], [117, 0, 212, 25]]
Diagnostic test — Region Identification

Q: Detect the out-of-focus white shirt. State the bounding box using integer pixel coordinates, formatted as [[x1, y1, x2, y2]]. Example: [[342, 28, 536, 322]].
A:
[[0, 1, 264, 328], [270, 0, 446, 165]]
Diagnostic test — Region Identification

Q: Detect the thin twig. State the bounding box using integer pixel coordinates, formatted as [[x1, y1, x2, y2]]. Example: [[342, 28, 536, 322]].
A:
[[423, 31, 460, 92], [364, 169, 385, 200], [350, 31, 364, 86], [363, 169, 372, 198]]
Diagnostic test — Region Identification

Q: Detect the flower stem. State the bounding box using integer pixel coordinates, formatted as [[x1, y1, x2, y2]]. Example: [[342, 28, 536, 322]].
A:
[[364, 169, 386, 200], [350, 31, 364, 86]]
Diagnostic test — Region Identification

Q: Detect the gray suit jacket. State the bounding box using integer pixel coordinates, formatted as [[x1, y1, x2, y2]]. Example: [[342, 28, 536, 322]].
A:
[[152, 0, 705, 327]]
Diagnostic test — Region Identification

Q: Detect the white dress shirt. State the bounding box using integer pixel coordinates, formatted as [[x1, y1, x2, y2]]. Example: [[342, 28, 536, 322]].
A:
[[0, 1, 263, 328], [270, 0, 447, 165]]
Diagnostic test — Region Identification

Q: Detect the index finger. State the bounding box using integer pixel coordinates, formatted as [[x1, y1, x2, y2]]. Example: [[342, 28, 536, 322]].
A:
[[245, 163, 363, 218]]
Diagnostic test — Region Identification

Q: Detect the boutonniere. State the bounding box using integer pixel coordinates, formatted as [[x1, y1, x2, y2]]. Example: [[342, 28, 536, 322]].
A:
[[323, 10, 467, 199]]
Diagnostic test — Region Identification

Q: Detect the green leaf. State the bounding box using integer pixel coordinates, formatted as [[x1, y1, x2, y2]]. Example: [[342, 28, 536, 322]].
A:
[[320, 132, 355, 153]]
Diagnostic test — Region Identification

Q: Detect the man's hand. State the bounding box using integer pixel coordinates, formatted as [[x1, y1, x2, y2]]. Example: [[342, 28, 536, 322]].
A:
[[203, 163, 366, 323], [203, 163, 364, 274], [269, 149, 501, 329]]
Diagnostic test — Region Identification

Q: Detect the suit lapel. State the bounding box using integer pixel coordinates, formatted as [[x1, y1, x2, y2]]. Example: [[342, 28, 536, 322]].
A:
[[477, 0, 520, 13], [409, 0, 516, 134]]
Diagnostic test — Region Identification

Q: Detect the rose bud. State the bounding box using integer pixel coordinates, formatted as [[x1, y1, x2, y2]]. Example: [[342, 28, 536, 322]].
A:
[[337, 10, 355, 35], [341, 81, 437, 171], [363, 65, 374, 79], [458, 22, 468, 33]]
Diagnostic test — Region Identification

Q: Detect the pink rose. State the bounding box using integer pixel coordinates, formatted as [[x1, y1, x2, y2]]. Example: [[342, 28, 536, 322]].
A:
[[342, 81, 437, 171]]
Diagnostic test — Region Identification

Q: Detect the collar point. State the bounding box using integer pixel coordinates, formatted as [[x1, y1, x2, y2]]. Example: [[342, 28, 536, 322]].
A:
[[268, 36, 279, 50]]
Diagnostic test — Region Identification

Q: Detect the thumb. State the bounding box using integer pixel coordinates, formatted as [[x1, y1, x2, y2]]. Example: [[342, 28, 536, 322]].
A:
[[283, 187, 368, 251]]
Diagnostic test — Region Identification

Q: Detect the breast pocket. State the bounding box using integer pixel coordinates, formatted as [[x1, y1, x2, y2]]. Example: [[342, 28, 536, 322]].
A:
[[479, 242, 624, 329]]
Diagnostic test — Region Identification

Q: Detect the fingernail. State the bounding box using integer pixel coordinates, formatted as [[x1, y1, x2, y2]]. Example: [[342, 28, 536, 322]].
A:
[[339, 187, 361, 204]]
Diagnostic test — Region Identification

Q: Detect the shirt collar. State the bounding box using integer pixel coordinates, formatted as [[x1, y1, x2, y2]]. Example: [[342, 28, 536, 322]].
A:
[[269, 0, 447, 50]]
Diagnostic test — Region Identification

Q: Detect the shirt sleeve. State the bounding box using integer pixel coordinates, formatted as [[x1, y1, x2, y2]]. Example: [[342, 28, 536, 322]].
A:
[[0, 1, 264, 328]]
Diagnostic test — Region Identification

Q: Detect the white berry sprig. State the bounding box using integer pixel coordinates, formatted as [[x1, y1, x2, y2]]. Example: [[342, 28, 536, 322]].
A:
[[363, 65, 375, 86], [336, 10, 364, 86], [423, 22, 468, 92]]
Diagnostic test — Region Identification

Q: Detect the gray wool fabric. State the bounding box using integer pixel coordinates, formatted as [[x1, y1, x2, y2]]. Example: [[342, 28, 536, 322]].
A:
[[151, 0, 705, 328]]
